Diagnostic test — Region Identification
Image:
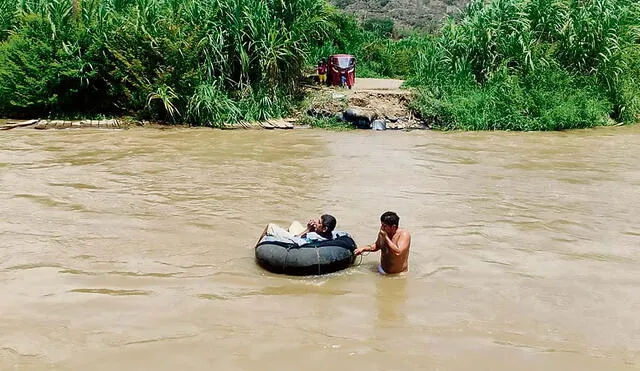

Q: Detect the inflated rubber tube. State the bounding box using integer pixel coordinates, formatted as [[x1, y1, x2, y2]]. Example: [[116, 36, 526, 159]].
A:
[[255, 235, 357, 276]]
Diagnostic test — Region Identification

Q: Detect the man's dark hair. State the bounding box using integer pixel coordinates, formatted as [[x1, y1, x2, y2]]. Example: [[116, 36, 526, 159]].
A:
[[380, 211, 399, 227], [321, 214, 336, 233]]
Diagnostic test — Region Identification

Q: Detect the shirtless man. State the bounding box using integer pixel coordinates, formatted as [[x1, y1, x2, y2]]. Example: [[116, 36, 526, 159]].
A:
[[354, 211, 411, 274]]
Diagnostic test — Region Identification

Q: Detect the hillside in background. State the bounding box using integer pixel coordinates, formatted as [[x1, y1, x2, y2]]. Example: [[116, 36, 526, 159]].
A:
[[331, 0, 471, 29]]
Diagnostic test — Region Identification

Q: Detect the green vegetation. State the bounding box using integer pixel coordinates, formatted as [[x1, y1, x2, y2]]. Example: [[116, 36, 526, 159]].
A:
[[0, 0, 638, 130], [407, 0, 640, 130], [0, 0, 333, 125], [298, 115, 354, 130], [311, 0, 640, 130], [308, 12, 422, 79]]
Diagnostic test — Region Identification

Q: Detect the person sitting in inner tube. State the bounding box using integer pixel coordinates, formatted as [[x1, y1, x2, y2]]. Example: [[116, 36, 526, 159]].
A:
[[255, 214, 338, 247]]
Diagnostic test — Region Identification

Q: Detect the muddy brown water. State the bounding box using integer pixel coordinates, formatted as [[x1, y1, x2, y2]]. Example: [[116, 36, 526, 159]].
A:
[[1, 126, 639, 370]]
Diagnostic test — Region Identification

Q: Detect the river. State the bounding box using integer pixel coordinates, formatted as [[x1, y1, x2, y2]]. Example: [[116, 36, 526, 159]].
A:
[[1, 126, 639, 370]]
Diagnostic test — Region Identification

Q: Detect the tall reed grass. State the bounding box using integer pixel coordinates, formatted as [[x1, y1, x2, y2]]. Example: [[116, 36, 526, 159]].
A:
[[1, 0, 638, 130], [407, 0, 640, 130], [307, 12, 427, 79], [0, 0, 330, 125]]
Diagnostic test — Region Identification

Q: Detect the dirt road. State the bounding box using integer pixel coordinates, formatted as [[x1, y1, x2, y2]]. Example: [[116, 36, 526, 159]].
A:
[[305, 77, 425, 129], [350, 78, 407, 94]]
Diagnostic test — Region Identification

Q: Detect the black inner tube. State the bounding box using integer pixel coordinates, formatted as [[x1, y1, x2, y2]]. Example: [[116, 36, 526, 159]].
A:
[[255, 235, 357, 276]]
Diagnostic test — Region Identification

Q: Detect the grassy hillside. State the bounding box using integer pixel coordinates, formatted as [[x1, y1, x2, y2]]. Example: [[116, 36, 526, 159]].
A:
[[330, 0, 470, 29]]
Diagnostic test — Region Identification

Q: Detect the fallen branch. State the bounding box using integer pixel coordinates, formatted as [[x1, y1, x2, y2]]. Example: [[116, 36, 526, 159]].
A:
[[0, 119, 40, 130]]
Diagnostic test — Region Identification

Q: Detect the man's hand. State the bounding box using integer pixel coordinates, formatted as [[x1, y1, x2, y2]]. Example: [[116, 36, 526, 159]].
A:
[[306, 219, 317, 230], [355, 243, 377, 255], [378, 229, 388, 240]]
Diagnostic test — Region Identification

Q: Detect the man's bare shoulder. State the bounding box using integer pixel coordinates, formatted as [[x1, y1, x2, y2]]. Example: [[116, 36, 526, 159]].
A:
[[393, 228, 411, 243], [399, 229, 411, 246]]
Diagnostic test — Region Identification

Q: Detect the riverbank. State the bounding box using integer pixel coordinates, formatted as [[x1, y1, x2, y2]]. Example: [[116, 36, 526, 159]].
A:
[[0, 79, 429, 132], [1, 81, 635, 133]]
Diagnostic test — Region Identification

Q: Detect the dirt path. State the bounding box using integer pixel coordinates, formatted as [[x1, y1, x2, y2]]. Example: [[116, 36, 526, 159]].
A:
[[352, 78, 406, 92], [305, 78, 426, 129]]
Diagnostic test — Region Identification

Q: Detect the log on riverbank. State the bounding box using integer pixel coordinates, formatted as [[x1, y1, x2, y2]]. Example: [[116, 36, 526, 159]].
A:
[[0, 118, 300, 130], [0, 119, 40, 130], [220, 119, 295, 130], [0, 119, 123, 130], [33, 119, 122, 129]]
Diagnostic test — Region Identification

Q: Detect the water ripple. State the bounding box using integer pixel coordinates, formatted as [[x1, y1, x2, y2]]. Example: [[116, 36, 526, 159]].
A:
[[69, 288, 153, 296]]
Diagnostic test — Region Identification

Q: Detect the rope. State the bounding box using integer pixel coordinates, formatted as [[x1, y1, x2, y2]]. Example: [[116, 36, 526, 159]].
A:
[[283, 246, 291, 273], [316, 245, 321, 275], [354, 251, 369, 266]]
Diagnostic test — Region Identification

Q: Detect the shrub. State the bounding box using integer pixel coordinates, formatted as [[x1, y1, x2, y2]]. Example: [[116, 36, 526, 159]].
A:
[[0, 13, 93, 117], [0, 0, 333, 124], [407, 0, 639, 130], [363, 17, 394, 38]]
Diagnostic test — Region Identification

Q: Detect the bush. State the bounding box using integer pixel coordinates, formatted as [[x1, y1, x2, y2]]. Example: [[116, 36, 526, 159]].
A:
[[298, 114, 354, 130], [407, 0, 639, 130], [0, 13, 93, 117], [0, 0, 333, 124], [363, 17, 394, 38]]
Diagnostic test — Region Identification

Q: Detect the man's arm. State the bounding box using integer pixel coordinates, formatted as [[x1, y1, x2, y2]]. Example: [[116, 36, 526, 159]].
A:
[[354, 242, 379, 255], [382, 231, 411, 256], [296, 219, 317, 237], [295, 227, 311, 238]]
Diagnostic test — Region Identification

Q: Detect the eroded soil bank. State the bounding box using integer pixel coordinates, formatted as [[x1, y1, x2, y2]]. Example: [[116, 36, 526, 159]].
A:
[[0, 79, 425, 131]]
